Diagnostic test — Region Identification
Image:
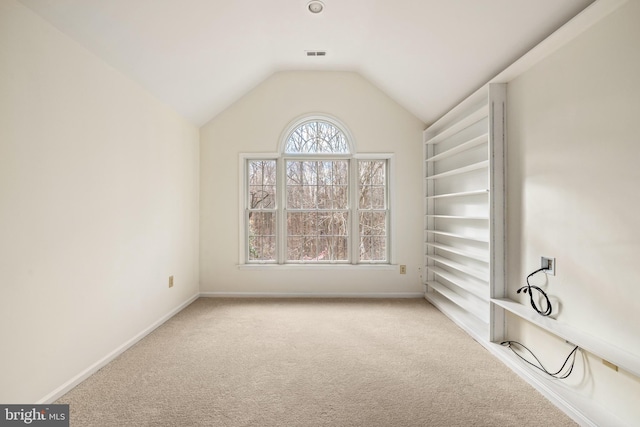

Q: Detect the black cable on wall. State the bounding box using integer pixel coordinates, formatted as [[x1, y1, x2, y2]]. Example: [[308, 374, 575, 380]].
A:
[[501, 341, 580, 380], [517, 267, 553, 316]]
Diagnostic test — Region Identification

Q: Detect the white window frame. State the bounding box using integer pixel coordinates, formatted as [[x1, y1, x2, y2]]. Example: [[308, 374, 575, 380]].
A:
[[238, 115, 395, 268]]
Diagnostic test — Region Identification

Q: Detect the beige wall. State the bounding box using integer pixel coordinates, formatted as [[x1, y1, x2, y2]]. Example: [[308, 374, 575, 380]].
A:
[[507, 0, 640, 423], [0, 1, 200, 403], [200, 71, 425, 295]]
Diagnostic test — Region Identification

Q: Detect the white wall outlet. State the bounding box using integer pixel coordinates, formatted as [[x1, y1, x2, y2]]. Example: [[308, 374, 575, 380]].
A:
[[399, 265, 407, 274], [541, 257, 555, 276]]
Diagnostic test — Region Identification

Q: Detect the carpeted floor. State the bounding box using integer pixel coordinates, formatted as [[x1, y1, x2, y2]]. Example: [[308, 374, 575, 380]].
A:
[[57, 298, 577, 426]]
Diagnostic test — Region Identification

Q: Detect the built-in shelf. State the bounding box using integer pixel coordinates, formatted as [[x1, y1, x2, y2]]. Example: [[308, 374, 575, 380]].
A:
[[491, 298, 640, 378], [431, 266, 489, 301], [425, 189, 489, 200], [426, 133, 489, 163], [425, 215, 489, 220], [426, 242, 489, 263], [424, 105, 489, 146], [423, 83, 500, 345], [421, 3, 634, 424], [427, 281, 488, 322], [425, 230, 489, 243], [425, 254, 488, 281], [425, 160, 489, 180]]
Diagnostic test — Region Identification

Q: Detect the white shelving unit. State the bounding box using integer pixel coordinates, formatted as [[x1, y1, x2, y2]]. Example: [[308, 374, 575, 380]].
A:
[[422, 82, 638, 426], [420, 2, 638, 425], [423, 82, 506, 342]]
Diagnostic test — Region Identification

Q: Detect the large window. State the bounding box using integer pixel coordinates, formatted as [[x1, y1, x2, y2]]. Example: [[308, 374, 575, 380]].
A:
[[243, 116, 391, 265]]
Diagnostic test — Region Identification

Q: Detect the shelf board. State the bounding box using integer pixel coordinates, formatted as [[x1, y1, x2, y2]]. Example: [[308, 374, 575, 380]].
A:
[[491, 298, 640, 378], [425, 254, 488, 281], [424, 105, 489, 145], [425, 229, 489, 243], [427, 281, 489, 322], [425, 214, 489, 220], [426, 242, 489, 263], [426, 189, 489, 200], [429, 266, 489, 301], [426, 160, 489, 180], [426, 133, 488, 162]]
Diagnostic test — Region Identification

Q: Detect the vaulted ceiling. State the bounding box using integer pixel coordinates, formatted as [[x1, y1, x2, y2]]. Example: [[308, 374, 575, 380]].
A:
[[19, 0, 594, 126]]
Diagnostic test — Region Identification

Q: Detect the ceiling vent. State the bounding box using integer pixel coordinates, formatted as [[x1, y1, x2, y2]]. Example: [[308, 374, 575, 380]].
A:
[[306, 51, 327, 57]]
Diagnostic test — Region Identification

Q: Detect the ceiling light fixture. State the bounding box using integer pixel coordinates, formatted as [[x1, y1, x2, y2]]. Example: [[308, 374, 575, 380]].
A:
[[307, 1, 324, 14]]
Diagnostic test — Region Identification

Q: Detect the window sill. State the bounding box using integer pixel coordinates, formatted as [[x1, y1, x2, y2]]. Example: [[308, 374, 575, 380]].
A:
[[237, 263, 397, 271]]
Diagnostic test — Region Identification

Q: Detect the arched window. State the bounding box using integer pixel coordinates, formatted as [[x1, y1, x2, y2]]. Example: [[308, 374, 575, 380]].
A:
[[284, 119, 350, 154], [242, 115, 391, 265]]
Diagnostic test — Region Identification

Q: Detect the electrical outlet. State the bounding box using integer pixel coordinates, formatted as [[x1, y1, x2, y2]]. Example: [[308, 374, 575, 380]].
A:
[[541, 257, 555, 276], [602, 359, 619, 372], [169, 275, 174, 288], [400, 265, 407, 274]]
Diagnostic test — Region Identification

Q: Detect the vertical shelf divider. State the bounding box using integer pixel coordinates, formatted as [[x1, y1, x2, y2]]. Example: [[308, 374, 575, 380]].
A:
[[488, 84, 507, 343]]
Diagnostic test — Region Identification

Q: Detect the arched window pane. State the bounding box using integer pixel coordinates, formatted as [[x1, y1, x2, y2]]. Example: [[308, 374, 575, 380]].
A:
[[284, 120, 349, 154]]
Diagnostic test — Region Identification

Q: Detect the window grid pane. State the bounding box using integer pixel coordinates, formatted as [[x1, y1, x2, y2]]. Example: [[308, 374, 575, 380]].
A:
[[358, 160, 388, 262], [287, 211, 349, 262], [248, 160, 277, 209], [358, 212, 387, 261], [248, 211, 276, 261], [247, 160, 277, 262], [286, 160, 349, 210]]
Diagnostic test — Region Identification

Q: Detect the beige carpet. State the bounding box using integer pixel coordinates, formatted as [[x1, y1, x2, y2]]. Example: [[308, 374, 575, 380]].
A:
[[57, 298, 577, 426]]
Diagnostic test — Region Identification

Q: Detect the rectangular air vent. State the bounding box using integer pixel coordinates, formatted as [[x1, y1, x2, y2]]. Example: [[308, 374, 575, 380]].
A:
[[306, 50, 327, 56]]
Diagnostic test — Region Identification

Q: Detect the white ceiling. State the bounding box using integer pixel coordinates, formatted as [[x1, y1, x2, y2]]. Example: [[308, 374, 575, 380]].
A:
[[19, 0, 594, 126]]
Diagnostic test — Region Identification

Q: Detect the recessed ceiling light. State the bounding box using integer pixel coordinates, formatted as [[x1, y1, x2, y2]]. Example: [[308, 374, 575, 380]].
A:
[[307, 1, 324, 14]]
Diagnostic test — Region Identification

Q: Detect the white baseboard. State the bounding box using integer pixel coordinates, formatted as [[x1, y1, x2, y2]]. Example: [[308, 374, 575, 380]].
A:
[[37, 292, 199, 404], [199, 292, 425, 299], [484, 342, 625, 427], [425, 294, 624, 427]]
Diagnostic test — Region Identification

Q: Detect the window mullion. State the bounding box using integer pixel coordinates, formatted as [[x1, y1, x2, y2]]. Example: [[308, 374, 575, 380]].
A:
[[277, 157, 286, 264], [349, 158, 359, 264]]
